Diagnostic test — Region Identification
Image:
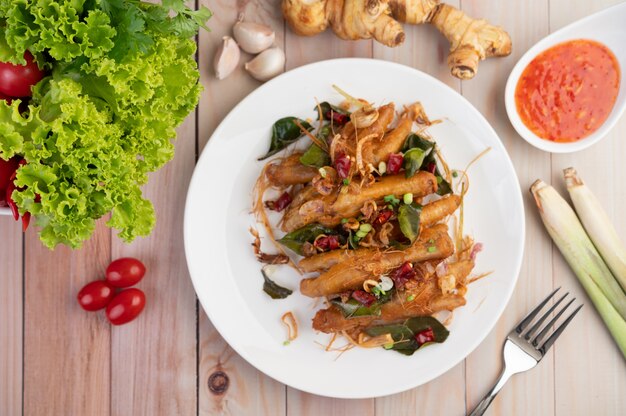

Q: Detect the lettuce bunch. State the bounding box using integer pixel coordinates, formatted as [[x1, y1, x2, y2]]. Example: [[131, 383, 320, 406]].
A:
[[0, 0, 210, 248]]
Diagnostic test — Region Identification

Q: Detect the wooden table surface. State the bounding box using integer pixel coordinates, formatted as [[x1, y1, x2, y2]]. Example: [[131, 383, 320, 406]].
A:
[[2, 1, 626, 415]]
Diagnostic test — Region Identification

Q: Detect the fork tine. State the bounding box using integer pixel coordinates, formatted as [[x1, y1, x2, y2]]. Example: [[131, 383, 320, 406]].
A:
[[515, 287, 561, 333], [523, 292, 568, 339], [532, 297, 575, 346], [536, 304, 583, 354]]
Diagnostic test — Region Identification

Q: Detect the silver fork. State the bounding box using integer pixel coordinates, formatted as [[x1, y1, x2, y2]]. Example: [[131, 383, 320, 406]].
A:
[[468, 288, 583, 416]]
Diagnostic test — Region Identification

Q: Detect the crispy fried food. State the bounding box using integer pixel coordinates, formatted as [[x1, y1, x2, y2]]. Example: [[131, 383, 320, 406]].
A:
[[312, 259, 473, 333], [282, 171, 438, 232], [299, 195, 461, 272], [300, 224, 453, 297], [266, 153, 319, 186], [362, 115, 413, 167]]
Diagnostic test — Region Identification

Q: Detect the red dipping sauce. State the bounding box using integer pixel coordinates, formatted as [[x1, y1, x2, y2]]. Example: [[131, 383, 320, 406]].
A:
[[515, 39, 620, 142]]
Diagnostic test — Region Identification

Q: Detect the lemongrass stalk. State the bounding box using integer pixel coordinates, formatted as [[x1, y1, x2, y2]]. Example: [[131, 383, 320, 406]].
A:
[[531, 180, 626, 359], [564, 167, 626, 292], [530, 180, 626, 320]]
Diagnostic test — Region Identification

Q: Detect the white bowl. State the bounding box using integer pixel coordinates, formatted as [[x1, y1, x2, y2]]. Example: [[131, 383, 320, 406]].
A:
[[505, 2, 626, 153]]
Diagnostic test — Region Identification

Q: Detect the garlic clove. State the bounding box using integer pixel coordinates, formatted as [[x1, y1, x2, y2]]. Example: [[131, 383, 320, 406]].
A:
[[233, 19, 276, 54], [245, 47, 285, 82], [213, 36, 240, 80]]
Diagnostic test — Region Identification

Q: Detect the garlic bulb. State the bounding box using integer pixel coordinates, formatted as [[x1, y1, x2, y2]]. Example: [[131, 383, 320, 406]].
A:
[[245, 47, 285, 82], [213, 36, 240, 80], [233, 17, 275, 54]]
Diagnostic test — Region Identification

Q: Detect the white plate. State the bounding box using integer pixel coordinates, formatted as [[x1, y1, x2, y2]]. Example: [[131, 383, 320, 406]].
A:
[[505, 2, 626, 153], [184, 59, 525, 399]]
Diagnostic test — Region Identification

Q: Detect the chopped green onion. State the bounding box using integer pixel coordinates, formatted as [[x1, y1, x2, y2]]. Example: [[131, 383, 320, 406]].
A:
[[283, 340, 291, 346], [383, 342, 394, 350], [427, 246, 436, 253], [318, 167, 327, 178], [343, 178, 350, 185], [565, 168, 626, 292], [436, 176, 443, 184], [359, 223, 372, 233], [531, 179, 626, 359], [387, 204, 394, 210], [452, 171, 458, 178], [384, 194, 400, 205], [355, 230, 368, 238], [378, 161, 387, 175], [403, 193, 413, 205], [341, 218, 349, 224], [406, 294, 416, 301]]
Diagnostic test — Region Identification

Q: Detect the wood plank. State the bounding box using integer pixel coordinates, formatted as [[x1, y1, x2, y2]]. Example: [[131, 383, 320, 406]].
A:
[[109, 103, 198, 416], [548, 2, 626, 414], [460, 1, 555, 415], [23, 220, 111, 416], [372, 3, 466, 413], [197, 1, 287, 415], [0, 220, 23, 416], [283, 5, 374, 416]]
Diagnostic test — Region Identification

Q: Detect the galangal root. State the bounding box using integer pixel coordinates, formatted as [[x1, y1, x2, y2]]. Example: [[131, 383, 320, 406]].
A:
[[282, 0, 512, 79]]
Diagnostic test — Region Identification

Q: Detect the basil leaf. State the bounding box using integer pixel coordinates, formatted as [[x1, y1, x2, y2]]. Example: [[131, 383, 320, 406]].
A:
[[300, 144, 331, 168], [277, 223, 336, 255], [259, 117, 312, 160], [403, 147, 430, 178], [402, 134, 452, 195], [316, 102, 350, 120], [331, 290, 393, 318], [365, 316, 449, 356], [397, 203, 422, 243], [300, 126, 331, 167], [261, 268, 292, 299]]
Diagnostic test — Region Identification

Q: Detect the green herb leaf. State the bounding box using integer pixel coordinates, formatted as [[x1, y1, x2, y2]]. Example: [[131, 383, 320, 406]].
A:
[[331, 290, 393, 318], [277, 224, 336, 255], [259, 117, 312, 160], [365, 316, 449, 355], [316, 102, 350, 120], [403, 134, 452, 195], [397, 203, 422, 243], [300, 144, 330, 168], [403, 147, 430, 178], [261, 268, 292, 299]]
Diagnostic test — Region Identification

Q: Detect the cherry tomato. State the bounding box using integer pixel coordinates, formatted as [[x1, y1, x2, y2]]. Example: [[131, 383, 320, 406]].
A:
[[105, 257, 146, 287], [0, 51, 45, 98], [0, 91, 13, 104], [106, 288, 146, 325], [77, 280, 115, 311]]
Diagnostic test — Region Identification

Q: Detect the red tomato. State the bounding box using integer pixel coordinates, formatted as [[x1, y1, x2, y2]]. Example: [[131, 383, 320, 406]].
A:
[[105, 257, 146, 287], [106, 288, 146, 325], [0, 157, 20, 205], [0, 91, 13, 104], [77, 280, 115, 311], [0, 51, 45, 98]]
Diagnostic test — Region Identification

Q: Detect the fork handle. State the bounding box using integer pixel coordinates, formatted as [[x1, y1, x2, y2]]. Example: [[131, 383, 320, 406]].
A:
[[468, 365, 515, 416]]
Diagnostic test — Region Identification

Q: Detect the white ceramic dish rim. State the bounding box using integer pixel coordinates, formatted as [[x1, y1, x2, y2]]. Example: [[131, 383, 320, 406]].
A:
[[0, 206, 9, 215], [504, 2, 626, 154], [184, 58, 526, 398]]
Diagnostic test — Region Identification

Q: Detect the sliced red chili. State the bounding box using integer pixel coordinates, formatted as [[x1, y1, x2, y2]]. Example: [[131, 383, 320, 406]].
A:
[[387, 153, 404, 175], [326, 110, 349, 126], [373, 209, 393, 226], [266, 192, 292, 212], [335, 153, 351, 179], [390, 261, 416, 290], [314, 235, 340, 251], [351, 290, 376, 307], [415, 327, 435, 346], [425, 162, 437, 174], [21, 211, 30, 232], [5, 181, 19, 221]]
